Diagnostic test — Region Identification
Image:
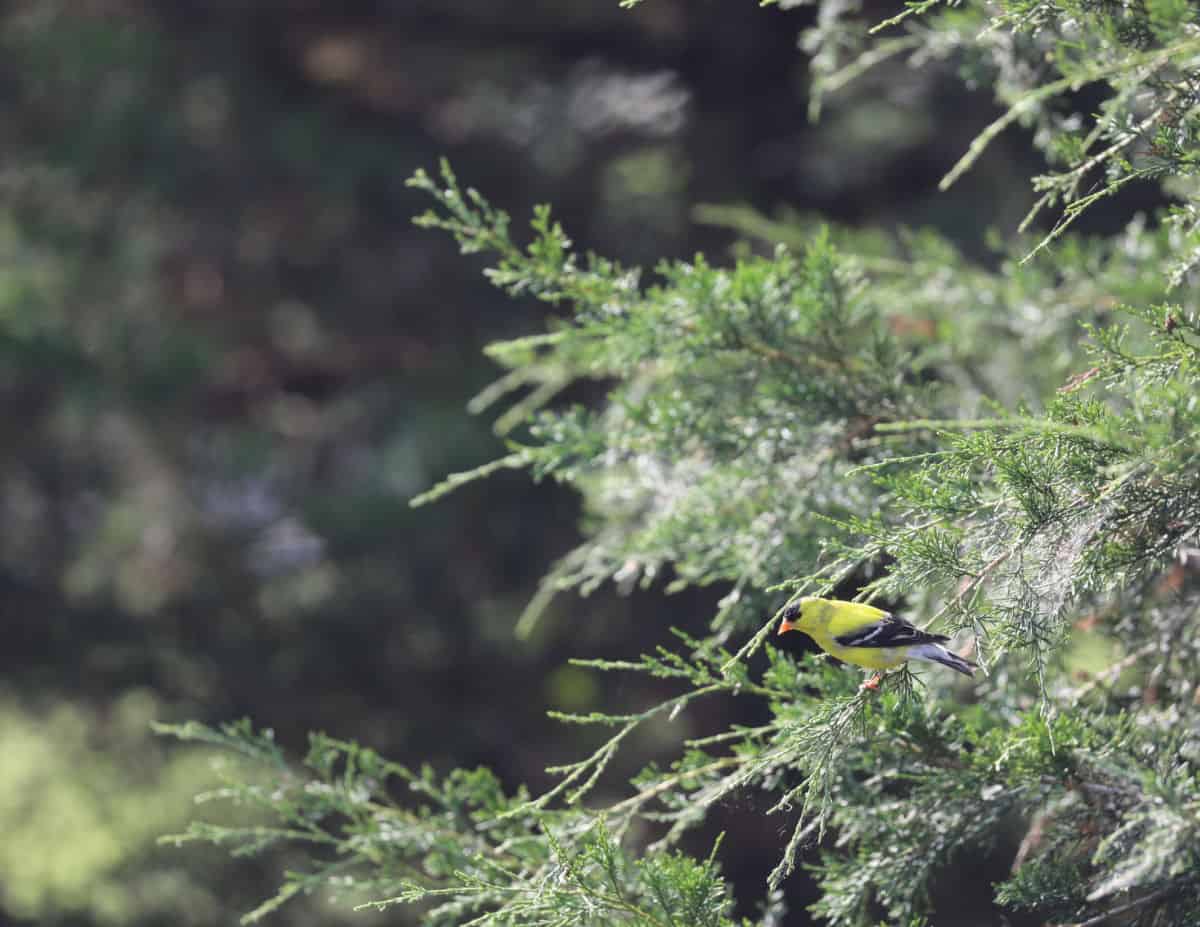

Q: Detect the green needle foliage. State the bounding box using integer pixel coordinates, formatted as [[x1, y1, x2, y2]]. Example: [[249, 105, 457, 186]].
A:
[[163, 2, 1200, 925]]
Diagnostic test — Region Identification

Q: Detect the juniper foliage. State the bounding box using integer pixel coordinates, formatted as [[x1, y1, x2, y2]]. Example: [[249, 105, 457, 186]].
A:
[[164, 2, 1200, 924]]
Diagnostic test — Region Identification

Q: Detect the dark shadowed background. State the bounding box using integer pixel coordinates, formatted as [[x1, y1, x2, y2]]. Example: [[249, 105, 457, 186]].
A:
[[0, 1, 1112, 924]]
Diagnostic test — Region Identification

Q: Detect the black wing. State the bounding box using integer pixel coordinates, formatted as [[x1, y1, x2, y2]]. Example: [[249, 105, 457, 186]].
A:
[[835, 613, 949, 649]]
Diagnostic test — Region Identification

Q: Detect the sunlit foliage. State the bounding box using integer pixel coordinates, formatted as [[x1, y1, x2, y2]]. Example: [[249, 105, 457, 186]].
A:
[[167, 2, 1200, 925]]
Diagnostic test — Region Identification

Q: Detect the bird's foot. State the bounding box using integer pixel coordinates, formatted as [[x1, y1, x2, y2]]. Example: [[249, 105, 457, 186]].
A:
[[860, 674, 882, 692]]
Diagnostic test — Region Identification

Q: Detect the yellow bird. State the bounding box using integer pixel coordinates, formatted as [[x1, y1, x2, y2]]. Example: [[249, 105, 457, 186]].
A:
[[777, 596, 976, 688]]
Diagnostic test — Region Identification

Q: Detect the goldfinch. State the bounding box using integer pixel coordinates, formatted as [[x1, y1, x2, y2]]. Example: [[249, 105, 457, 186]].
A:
[[777, 596, 976, 687]]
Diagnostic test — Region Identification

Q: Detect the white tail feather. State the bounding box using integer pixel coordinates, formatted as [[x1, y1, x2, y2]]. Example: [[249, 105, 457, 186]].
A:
[[909, 643, 976, 677]]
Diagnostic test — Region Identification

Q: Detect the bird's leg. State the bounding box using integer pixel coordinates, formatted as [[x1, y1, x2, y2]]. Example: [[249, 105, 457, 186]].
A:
[[860, 674, 882, 692]]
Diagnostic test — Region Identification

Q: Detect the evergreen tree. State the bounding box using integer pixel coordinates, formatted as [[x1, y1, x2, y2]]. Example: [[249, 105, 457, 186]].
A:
[[163, 1, 1200, 923]]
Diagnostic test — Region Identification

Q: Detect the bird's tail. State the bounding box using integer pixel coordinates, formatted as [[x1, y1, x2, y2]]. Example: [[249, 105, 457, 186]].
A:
[[910, 643, 976, 677]]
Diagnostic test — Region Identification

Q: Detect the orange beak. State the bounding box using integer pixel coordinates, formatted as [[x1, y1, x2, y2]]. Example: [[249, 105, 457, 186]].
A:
[[778, 619, 797, 635]]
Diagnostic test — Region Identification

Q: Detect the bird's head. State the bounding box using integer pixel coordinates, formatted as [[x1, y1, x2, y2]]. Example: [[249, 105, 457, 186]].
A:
[[777, 597, 821, 635]]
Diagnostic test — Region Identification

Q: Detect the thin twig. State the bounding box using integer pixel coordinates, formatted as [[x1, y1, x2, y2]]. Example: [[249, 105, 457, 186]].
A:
[[920, 547, 1014, 631], [940, 36, 1200, 192], [1065, 881, 1177, 927], [1018, 106, 1164, 235]]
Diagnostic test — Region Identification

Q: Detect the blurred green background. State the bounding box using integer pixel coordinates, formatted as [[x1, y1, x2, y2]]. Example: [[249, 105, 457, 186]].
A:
[[0, 1, 1094, 924]]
